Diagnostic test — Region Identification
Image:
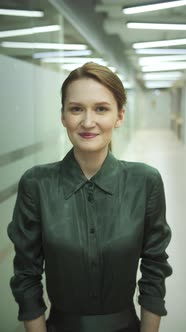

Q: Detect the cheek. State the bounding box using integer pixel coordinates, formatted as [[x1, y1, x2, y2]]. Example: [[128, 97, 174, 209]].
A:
[[63, 116, 77, 130], [100, 116, 117, 130]]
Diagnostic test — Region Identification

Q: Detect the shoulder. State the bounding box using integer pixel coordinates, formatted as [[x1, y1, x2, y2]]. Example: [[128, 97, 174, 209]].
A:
[[19, 160, 62, 190], [118, 159, 160, 176], [116, 160, 165, 202], [117, 159, 162, 185]]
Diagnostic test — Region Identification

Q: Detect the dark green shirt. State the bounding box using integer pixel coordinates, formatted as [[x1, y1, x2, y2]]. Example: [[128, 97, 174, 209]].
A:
[[8, 148, 172, 321]]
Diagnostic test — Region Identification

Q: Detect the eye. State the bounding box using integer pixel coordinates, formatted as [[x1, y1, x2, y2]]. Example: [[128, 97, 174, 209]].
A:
[[70, 106, 82, 113], [96, 106, 108, 113]]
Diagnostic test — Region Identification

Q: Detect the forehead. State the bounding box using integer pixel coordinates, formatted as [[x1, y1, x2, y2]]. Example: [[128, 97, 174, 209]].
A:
[[65, 78, 116, 104]]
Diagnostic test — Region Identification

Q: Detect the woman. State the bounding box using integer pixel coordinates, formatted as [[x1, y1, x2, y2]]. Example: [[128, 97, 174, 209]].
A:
[[8, 62, 172, 332]]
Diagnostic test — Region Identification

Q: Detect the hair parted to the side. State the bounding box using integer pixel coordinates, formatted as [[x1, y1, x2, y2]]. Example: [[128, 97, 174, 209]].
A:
[[61, 62, 127, 152], [61, 62, 127, 112]]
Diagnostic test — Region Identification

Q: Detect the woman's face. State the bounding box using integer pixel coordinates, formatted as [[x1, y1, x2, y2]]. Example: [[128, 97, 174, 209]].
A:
[[62, 77, 124, 154]]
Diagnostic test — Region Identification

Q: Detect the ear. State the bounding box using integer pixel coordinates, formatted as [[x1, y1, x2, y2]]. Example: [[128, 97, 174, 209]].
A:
[[114, 108, 125, 128], [61, 111, 66, 128]]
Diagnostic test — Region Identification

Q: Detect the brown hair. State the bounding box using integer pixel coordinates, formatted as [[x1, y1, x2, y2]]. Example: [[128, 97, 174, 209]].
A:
[[61, 62, 127, 111]]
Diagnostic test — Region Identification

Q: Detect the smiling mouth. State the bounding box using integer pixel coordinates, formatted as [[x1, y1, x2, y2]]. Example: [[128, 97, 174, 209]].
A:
[[79, 133, 98, 139]]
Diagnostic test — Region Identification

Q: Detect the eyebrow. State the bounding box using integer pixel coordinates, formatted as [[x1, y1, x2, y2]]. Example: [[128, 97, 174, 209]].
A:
[[95, 102, 111, 106], [68, 101, 111, 105], [68, 102, 82, 105]]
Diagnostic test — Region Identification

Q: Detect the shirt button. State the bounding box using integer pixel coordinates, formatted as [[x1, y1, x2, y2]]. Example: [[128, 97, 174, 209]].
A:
[[87, 182, 94, 190], [88, 194, 93, 202], [90, 227, 95, 234]]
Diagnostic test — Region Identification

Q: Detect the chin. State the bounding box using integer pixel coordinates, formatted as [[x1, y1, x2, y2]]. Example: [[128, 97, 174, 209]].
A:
[[69, 136, 109, 152], [75, 143, 108, 153]]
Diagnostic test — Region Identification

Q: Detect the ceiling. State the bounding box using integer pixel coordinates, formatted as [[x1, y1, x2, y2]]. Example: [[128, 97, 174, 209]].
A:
[[0, 0, 186, 89], [96, 0, 186, 83], [0, 0, 91, 55]]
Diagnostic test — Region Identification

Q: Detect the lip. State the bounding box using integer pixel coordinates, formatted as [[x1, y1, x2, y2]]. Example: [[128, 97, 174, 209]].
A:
[[79, 133, 98, 139]]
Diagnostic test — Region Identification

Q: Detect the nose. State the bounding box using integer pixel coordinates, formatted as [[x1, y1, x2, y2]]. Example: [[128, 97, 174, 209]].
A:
[[81, 110, 96, 128]]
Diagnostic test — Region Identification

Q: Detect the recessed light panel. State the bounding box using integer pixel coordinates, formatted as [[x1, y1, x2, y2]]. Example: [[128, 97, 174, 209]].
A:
[[123, 1, 186, 14]]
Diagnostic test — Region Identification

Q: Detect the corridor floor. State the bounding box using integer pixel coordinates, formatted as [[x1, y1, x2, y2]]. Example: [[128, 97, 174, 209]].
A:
[[122, 129, 186, 332]]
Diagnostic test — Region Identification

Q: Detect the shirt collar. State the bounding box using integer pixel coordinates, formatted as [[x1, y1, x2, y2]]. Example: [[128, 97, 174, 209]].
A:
[[60, 148, 119, 199]]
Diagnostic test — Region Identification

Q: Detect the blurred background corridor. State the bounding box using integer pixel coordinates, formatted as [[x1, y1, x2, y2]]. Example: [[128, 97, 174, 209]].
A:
[[0, 1, 186, 331]]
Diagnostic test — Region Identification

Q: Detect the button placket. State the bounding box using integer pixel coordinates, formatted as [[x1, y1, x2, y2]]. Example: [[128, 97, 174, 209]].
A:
[[85, 182, 100, 303], [86, 181, 94, 203]]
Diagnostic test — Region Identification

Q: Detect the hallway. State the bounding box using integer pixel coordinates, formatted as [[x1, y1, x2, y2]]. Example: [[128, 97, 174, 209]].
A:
[[123, 129, 186, 332], [1, 0, 186, 331]]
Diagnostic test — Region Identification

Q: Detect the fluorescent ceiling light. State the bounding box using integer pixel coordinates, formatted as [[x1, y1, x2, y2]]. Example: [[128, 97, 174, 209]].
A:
[[61, 60, 108, 70], [139, 54, 186, 65], [143, 77, 180, 81], [142, 62, 186, 72], [127, 22, 186, 30], [0, 9, 44, 17], [0, 42, 87, 50], [33, 50, 92, 59], [133, 38, 186, 49], [123, 0, 186, 14], [145, 82, 173, 89], [42, 57, 107, 64], [135, 48, 186, 54], [143, 72, 183, 80], [0, 25, 61, 38], [61, 64, 83, 71]]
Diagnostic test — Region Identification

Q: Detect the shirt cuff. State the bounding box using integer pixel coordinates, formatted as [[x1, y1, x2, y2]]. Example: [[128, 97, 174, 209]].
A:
[[138, 295, 167, 316], [18, 296, 47, 321]]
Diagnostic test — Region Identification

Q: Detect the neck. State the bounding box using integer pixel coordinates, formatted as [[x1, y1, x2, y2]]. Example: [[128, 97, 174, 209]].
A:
[[73, 147, 109, 179]]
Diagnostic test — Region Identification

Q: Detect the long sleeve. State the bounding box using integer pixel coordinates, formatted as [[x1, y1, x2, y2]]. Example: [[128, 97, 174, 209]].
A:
[[7, 169, 47, 321], [138, 170, 172, 316]]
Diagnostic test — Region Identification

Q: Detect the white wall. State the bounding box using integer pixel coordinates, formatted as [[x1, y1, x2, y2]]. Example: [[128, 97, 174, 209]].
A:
[[181, 85, 186, 144], [0, 54, 71, 332]]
